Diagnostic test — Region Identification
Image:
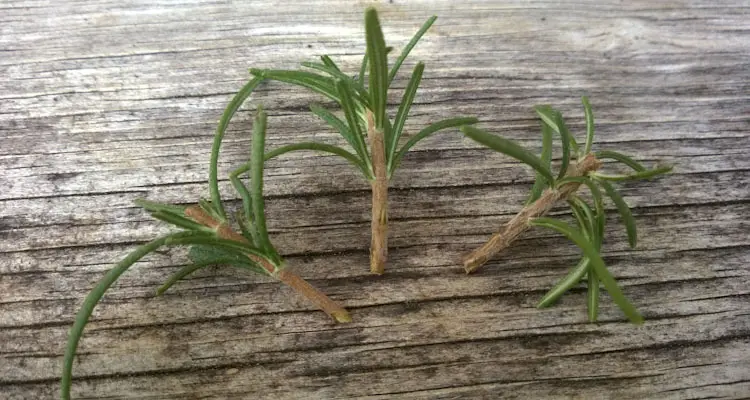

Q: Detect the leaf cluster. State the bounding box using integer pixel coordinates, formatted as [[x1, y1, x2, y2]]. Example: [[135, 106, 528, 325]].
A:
[[60, 8, 676, 399], [63, 10, 480, 398], [462, 97, 672, 323], [247, 9, 477, 180], [61, 108, 280, 400]]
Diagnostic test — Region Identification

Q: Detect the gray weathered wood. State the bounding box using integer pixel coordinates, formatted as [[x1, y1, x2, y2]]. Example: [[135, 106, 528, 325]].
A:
[[1, 0, 749, 399]]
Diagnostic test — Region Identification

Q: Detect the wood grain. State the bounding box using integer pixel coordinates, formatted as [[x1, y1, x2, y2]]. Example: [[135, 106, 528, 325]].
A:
[[1, 0, 749, 399]]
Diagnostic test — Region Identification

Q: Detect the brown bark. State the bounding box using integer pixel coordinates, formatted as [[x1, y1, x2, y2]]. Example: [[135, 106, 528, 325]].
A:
[[185, 206, 351, 322], [276, 270, 352, 323], [463, 153, 603, 273], [367, 111, 388, 275]]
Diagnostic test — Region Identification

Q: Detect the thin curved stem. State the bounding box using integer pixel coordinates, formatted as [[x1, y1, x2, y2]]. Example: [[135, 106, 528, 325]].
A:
[[61, 231, 202, 400], [265, 142, 371, 179], [210, 77, 264, 220], [390, 117, 478, 177]]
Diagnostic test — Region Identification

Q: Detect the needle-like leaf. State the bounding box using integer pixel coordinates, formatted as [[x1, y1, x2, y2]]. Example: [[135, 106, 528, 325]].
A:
[[134, 199, 186, 214], [156, 245, 268, 295], [569, 195, 598, 244], [537, 257, 589, 308], [389, 15, 437, 84], [198, 199, 223, 222], [582, 96, 595, 154], [388, 62, 424, 167], [390, 117, 479, 176], [555, 112, 573, 178], [586, 179, 606, 242], [248, 106, 277, 259], [526, 121, 554, 204], [595, 150, 647, 172], [357, 46, 394, 85], [534, 105, 560, 133], [358, 52, 368, 85], [383, 116, 394, 163], [250, 68, 339, 102], [301, 62, 370, 101], [561, 113, 579, 155], [462, 125, 555, 186], [555, 177, 605, 243], [365, 8, 388, 129], [309, 104, 358, 151], [150, 210, 210, 232], [61, 231, 203, 400], [567, 200, 589, 235], [265, 142, 371, 178], [554, 176, 605, 241], [568, 196, 594, 240], [164, 235, 271, 262], [530, 218, 643, 324], [156, 260, 234, 295], [587, 269, 600, 322], [229, 170, 259, 246], [535, 105, 579, 166], [320, 55, 341, 71], [597, 179, 637, 248], [336, 79, 373, 175], [235, 210, 255, 244], [188, 244, 246, 264], [594, 165, 673, 181], [233, 136, 375, 186], [210, 76, 264, 219]]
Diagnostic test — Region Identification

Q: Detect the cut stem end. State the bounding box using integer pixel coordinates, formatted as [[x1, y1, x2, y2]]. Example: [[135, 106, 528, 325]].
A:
[[331, 310, 353, 323]]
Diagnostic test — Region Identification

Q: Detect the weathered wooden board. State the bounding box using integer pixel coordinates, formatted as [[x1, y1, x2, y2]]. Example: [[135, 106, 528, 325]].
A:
[[1, 0, 749, 399]]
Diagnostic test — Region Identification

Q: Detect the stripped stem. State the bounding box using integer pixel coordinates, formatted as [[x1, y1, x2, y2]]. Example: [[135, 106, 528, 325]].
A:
[[463, 153, 603, 273], [184, 206, 351, 322], [277, 270, 352, 323], [368, 110, 388, 274]]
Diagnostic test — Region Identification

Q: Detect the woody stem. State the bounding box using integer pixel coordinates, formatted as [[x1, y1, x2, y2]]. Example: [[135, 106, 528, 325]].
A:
[[185, 206, 351, 322], [463, 153, 603, 273], [368, 111, 388, 275]]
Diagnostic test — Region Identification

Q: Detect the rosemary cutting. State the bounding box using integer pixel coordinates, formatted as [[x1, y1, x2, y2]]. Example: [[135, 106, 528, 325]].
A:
[[60, 107, 350, 400], [58, 6, 674, 397], [461, 97, 672, 323], [247, 8, 477, 274]]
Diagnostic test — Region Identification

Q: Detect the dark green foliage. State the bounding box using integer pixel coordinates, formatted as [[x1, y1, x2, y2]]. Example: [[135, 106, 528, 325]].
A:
[[463, 97, 672, 323], [62, 108, 282, 400], [246, 8, 477, 179]]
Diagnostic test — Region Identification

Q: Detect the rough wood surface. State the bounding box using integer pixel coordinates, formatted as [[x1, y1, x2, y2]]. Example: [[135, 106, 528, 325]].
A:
[[1, 1, 749, 399]]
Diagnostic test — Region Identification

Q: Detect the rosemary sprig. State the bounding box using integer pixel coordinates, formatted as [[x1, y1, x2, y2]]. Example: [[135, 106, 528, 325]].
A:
[[58, 6, 669, 397], [61, 107, 350, 400], [461, 97, 672, 323], [243, 8, 477, 274]]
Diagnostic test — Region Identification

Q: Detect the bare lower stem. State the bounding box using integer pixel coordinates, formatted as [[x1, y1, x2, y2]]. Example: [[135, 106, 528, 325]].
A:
[[368, 111, 388, 275], [185, 206, 351, 322], [463, 153, 603, 273], [276, 270, 352, 322]]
